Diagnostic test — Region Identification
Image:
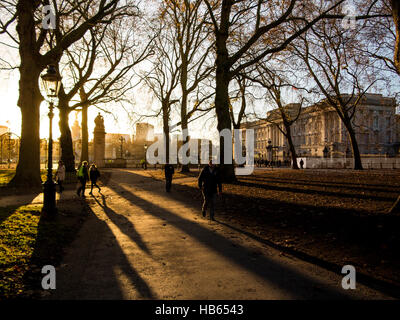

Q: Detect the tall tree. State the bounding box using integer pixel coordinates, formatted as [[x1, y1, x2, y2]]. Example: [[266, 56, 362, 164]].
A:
[[0, 0, 136, 186], [57, 15, 153, 168], [291, 16, 380, 170], [203, 0, 346, 181], [244, 65, 303, 169], [229, 74, 253, 130], [161, 0, 214, 172], [140, 22, 180, 164]]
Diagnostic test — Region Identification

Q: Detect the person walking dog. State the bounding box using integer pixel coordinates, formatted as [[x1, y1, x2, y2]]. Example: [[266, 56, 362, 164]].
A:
[[89, 164, 101, 195], [55, 160, 66, 193], [76, 161, 89, 197], [198, 160, 222, 221]]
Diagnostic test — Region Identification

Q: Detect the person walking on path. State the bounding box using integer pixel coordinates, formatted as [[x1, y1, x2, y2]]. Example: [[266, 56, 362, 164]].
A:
[[89, 164, 101, 195], [76, 161, 89, 197], [198, 160, 222, 221], [164, 164, 175, 192], [55, 160, 66, 193], [299, 159, 304, 169]]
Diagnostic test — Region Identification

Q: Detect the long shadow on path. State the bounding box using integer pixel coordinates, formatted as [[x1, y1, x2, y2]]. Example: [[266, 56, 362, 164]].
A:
[[247, 173, 400, 191], [49, 202, 155, 300], [235, 180, 397, 202], [93, 194, 152, 255], [107, 170, 355, 300]]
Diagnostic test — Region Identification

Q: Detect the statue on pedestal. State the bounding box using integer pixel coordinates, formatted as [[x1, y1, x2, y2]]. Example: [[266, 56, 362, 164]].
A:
[[93, 113, 106, 168], [94, 113, 105, 131]]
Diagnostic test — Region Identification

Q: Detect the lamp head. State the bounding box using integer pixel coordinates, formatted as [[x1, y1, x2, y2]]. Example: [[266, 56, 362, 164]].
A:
[[41, 65, 62, 99]]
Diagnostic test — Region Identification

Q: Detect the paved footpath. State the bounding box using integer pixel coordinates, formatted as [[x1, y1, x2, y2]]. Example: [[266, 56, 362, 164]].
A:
[[45, 169, 392, 300]]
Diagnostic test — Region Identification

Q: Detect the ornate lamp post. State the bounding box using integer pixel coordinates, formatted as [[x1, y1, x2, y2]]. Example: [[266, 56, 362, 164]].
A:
[[144, 143, 148, 170], [119, 136, 125, 159], [40, 65, 62, 218]]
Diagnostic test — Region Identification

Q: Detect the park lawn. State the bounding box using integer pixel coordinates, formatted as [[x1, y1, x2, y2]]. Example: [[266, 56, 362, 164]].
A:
[[0, 170, 15, 186], [0, 205, 42, 298], [167, 169, 400, 288], [0, 202, 87, 299], [0, 170, 51, 186]]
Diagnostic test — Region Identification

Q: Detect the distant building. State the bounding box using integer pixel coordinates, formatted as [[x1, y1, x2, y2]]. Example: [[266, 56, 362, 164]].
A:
[[127, 123, 155, 160], [71, 114, 81, 141], [105, 133, 132, 159], [241, 94, 399, 161], [40, 139, 61, 164], [135, 123, 154, 142], [69, 114, 82, 162], [0, 125, 9, 136]]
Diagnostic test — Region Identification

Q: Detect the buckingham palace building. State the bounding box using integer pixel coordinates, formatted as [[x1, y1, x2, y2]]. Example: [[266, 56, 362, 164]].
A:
[[240, 94, 400, 161]]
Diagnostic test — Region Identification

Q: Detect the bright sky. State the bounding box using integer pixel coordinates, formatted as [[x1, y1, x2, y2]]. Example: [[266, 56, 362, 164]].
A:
[[0, 65, 221, 143], [1, 3, 398, 145], [0, 72, 122, 140]]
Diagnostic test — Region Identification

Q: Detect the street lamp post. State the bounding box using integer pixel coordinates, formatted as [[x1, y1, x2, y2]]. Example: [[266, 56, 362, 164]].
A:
[[40, 65, 62, 218], [119, 136, 125, 159], [144, 144, 148, 170], [7, 132, 11, 168]]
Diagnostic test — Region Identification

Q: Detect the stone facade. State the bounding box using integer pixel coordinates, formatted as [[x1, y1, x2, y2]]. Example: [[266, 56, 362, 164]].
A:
[[241, 94, 399, 160]]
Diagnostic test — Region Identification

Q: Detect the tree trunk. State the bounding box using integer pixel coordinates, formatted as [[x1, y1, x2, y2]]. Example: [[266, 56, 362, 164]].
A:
[[81, 104, 89, 163], [9, 68, 43, 187], [284, 124, 299, 169], [9, 0, 44, 187], [163, 103, 170, 165], [391, 0, 400, 75], [180, 93, 190, 173], [58, 103, 76, 172], [344, 119, 363, 170], [215, 65, 235, 182]]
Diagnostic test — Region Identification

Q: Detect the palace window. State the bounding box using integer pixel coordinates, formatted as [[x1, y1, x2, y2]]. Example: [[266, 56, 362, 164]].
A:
[[373, 116, 379, 130]]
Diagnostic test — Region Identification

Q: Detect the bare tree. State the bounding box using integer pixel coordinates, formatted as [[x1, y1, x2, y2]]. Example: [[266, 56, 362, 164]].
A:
[[140, 22, 181, 164], [62, 16, 153, 166], [244, 64, 303, 169], [0, 0, 137, 186], [229, 74, 254, 130], [203, 0, 347, 181], [159, 0, 214, 172], [291, 15, 381, 170]]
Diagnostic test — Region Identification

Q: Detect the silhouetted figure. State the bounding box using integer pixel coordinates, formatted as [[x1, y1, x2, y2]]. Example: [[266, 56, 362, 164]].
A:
[[164, 164, 175, 192], [76, 161, 89, 197], [89, 164, 101, 195], [300, 159, 304, 169], [198, 160, 222, 221], [55, 160, 65, 193]]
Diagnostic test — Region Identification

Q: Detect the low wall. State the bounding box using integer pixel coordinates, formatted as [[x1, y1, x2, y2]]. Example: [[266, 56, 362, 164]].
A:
[[297, 157, 400, 169]]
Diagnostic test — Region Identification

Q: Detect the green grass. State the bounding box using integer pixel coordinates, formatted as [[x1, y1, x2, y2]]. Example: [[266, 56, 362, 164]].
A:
[[0, 170, 15, 186], [0, 204, 85, 299], [0, 170, 52, 186], [0, 205, 42, 298]]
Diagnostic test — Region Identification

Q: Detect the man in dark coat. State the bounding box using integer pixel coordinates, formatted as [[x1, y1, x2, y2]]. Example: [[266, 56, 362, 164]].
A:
[[164, 164, 175, 192], [198, 160, 222, 221], [89, 164, 101, 195]]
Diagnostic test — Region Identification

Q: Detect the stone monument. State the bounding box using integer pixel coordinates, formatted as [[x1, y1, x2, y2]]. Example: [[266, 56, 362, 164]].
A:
[[93, 113, 106, 168]]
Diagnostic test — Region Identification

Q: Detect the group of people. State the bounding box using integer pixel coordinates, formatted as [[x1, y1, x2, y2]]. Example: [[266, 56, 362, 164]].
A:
[[54, 160, 101, 197], [56, 158, 222, 219], [164, 160, 222, 221]]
